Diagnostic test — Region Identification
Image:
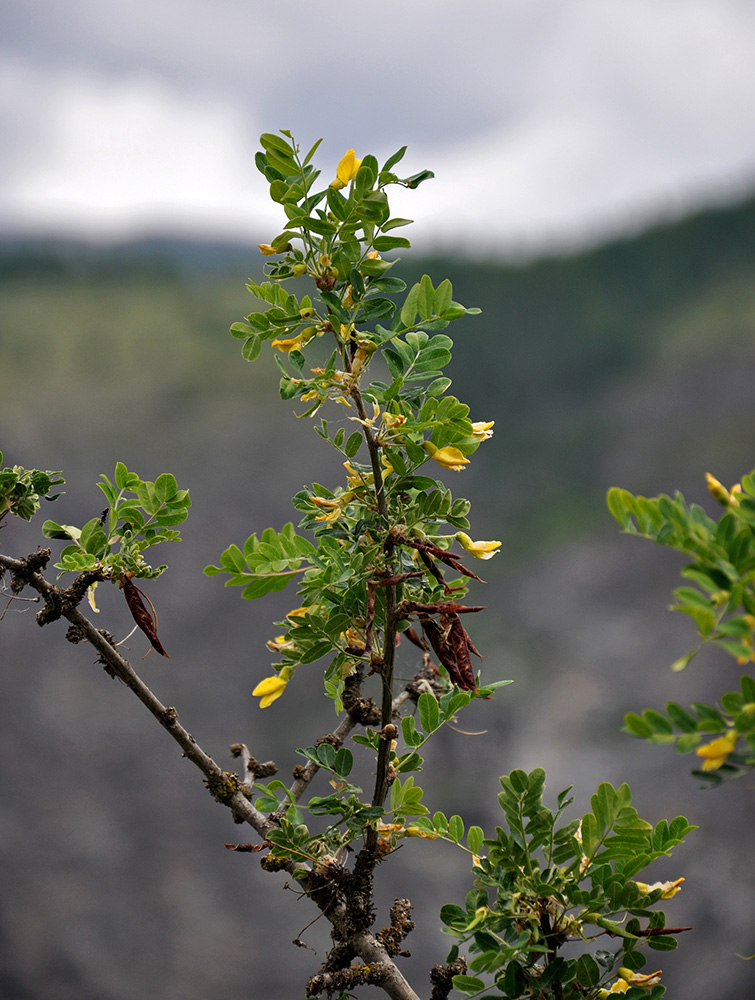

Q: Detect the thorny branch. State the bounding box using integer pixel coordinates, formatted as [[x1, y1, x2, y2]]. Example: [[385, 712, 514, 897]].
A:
[[0, 548, 430, 1000]]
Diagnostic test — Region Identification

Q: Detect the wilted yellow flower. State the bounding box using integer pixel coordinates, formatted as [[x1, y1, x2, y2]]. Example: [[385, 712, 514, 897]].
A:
[[635, 877, 684, 899], [423, 441, 470, 471], [252, 674, 288, 708], [382, 412, 407, 429], [344, 462, 373, 489], [266, 635, 297, 653], [375, 821, 436, 844], [598, 969, 662, 998], [455, 531, 501, 560], [349, 401, 381, 427], [87, 582, 100, 614], [619, 969, 662, 988], [309, 492, 354, 524], [330, 149, 362, 189], [695, 729, 738, 771], [471, 420, 495, 441]]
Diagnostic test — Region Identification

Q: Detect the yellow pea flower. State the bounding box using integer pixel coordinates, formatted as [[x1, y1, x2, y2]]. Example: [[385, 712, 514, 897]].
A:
[[286, 606, 312, 620], [271, 327, 318, 352], [258, 242, 291, 256], [87, 582, 100, 614], [695, 729, 738, 771], [455, 531, 502, 560], [471, 420, 495, 441], [635, 877, 684, 899], [309, 492, 354, 524], [252, 674, 288, 708], [330, 149, 362, 189], [423, 441, 470, 471]]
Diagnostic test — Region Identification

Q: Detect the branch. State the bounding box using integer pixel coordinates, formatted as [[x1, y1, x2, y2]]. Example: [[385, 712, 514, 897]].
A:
[[0, 550, 272, 836], [2, 549, 426, 999]]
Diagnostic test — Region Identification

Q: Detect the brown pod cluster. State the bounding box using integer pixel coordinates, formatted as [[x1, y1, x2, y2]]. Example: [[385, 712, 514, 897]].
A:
[[419, 610, 481, 693]]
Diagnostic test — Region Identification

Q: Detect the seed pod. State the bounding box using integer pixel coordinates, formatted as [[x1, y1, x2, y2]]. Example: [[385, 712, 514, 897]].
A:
[[119, 574, 170, 658]]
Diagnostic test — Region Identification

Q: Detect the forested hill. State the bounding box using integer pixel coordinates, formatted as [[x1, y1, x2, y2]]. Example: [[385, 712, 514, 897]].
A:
[[3, 192, 755, 1000], [7, 190, 753, 552]]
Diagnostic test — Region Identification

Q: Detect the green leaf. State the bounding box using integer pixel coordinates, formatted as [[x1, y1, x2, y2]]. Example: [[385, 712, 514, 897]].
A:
[[242, 336, 261, 361], [647, 935, 679, 951], [580, 812, 599, 855], [382, 147, 407, 172], [666, 701, 698, 732], [448, 814, 464, 844], [624, 712, 653, 739], [154, 473, 177, 504], [439, 903, 466, 927], [79, 517, 108, 557], [344, 432, 362, 459], [373, 235, 411, 252], [418, 691, 440, 734], [400, 282, 421, 327], [467, 825, 484, 855], [451, 975, 485, 995], [401, 715, 424, 748], [42, 520, 80, 540], [574, 954, 600, 987], [433, 811, 448, 833]]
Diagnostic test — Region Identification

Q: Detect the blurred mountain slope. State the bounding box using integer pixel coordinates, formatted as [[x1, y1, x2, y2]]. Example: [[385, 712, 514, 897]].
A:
[[1, 192, 755, 998]]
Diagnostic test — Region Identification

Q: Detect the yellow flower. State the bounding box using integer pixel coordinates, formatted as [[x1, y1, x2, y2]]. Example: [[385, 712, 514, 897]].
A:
[[87, 582, 100, 614], [471, 420, 495, 441], [381, 412, 406, 429], [271, 327, 318, 352], [286, 606, 312, 620], [598, 969, 662, 997], [375, 821, 436, 844], [423, 441, 470, 471], [252, 674, 288, 708], [619, 969, 662, 989], [696, 729, 738, 771], [258, 242, 291, 256], [266, 635, 297, 653], [455, 531, 501, 560], [329, 149, 362, 189], [635, 877, 684, 899], [309, 491, 354, 524]]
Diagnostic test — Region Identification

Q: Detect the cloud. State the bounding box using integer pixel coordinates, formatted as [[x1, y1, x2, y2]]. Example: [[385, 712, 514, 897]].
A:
[[2, 0, 755, 253]]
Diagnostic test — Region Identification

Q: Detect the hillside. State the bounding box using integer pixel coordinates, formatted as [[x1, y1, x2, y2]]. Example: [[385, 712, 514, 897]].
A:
[[2, 194, 755, 999]]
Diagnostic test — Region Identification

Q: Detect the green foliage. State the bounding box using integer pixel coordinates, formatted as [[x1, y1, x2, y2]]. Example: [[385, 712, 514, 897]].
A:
[[41, 461, 190, 580], [624, 675, 755, 786], [0, 452, 64, 523], [439, 769, 694, 999], [608, 474, 755, 781], [198, 134, 694, 998], [1, 132, 703, 1000], [208, 132, 500, 708]]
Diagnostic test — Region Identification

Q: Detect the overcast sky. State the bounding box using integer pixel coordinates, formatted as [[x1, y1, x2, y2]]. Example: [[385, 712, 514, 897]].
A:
[[3, 0, 755, 255]]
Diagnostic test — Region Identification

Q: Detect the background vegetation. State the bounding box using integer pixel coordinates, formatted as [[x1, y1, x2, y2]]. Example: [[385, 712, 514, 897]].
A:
[[2, 191, 755, 998]]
